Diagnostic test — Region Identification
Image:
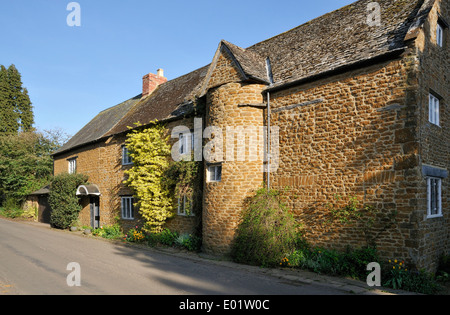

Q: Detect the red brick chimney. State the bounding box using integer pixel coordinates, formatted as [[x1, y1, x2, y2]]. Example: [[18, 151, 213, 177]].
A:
[[142, 69, 167, 97]]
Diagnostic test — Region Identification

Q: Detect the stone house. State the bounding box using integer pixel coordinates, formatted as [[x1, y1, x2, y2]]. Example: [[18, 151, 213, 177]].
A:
[[51, 0, 448, 271]]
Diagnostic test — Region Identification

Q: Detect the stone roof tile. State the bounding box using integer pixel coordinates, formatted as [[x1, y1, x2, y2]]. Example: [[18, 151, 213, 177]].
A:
[[53, 94, 141, 155], [248, 0, 425, 87], [56, 0, 429, 155]]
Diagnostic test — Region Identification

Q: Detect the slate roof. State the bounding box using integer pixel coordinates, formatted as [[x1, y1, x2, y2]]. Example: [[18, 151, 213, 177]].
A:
[[221, 40, 269, 84], [29, 185, 50, 195], [246, 0, 430, 89], [54, 0, 431, 156], [53, 66, 208, 156], [53, 94, 141, 155], [105, 65, 209, 137]]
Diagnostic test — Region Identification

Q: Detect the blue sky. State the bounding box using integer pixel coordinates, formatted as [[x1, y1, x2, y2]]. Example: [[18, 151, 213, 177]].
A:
[[0, 0, 355, 137]]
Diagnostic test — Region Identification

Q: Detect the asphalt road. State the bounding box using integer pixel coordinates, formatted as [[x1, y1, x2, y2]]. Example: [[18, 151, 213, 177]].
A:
[[0, 218, 355, 296]]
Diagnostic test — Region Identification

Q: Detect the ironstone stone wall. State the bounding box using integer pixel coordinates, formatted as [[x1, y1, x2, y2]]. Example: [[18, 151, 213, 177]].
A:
[[52, 0, 449, 272], [199, 0, 449, 271]]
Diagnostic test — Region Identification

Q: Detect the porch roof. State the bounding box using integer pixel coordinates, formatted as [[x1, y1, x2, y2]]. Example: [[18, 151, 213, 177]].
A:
[[76, 184, 101, 196]]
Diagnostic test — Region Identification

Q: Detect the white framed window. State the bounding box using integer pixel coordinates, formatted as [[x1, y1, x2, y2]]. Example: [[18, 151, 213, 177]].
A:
[[121, 196, 134, 219], [427, 177, 442, 218], [191, 129, 197, 152], [68, 158, 77, 174], [179, 130, 198, 156], [122, 145, 132, 165], [429, 93, 440, 126], [179, 133, 187, 155], [177, 195, 194, 216], [207, 164, 222, 182], [437, 23, 444, 47]]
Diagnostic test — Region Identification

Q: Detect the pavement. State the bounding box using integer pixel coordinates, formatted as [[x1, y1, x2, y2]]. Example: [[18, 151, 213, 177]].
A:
[[11, 218, 418, 295], [170, 250, 417, 295]]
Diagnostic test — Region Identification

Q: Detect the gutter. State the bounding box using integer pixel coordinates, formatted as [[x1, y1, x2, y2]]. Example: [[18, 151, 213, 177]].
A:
[[265, 57, 274, 190]]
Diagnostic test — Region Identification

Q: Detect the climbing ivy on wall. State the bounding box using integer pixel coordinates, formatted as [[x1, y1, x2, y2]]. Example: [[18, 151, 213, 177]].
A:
[[124, 122, 173, 233], [163, 159, 202, 216]]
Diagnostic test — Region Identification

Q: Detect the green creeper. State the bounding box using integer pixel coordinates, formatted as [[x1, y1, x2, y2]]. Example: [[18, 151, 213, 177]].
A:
[[124, 121, 174, 233]]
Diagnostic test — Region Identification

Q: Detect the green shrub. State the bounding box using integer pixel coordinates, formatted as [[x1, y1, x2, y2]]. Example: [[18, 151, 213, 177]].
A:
[[0, 203, 23, 218], [48, 173, 88, 229], [93, 224, 123, 240], [231, 187, 298, 267], [285, 243, 440, 294], [295, 248, 341, 275], [0, 131, 55, 205], [286, 245, 378, 279], [125, 226, 145, 242], [175, 233, 202, 251], [285, 248, 307, 267], [142, 229, 200, 251], [338, 246, 379, 279], [1, 197, 23, 218], [382, 260, 440, 294], [158, 228, 179, 246], [438, 254, 450, 274], [146, 232, 161, 247]]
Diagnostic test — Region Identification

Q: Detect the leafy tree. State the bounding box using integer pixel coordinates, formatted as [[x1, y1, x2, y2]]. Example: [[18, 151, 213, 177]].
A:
[[42, 127, 71, 149], [0, 64, 34, 133], [0, 63, 68, 207], [0, 131, 55, 204], [0, 66, 15, 133], [124, 122, 173, 233], [48, 173, 89, 229]]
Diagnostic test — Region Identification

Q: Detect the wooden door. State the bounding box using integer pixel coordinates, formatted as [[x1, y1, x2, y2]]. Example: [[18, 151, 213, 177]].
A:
[[90, 196, 100, 229]]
